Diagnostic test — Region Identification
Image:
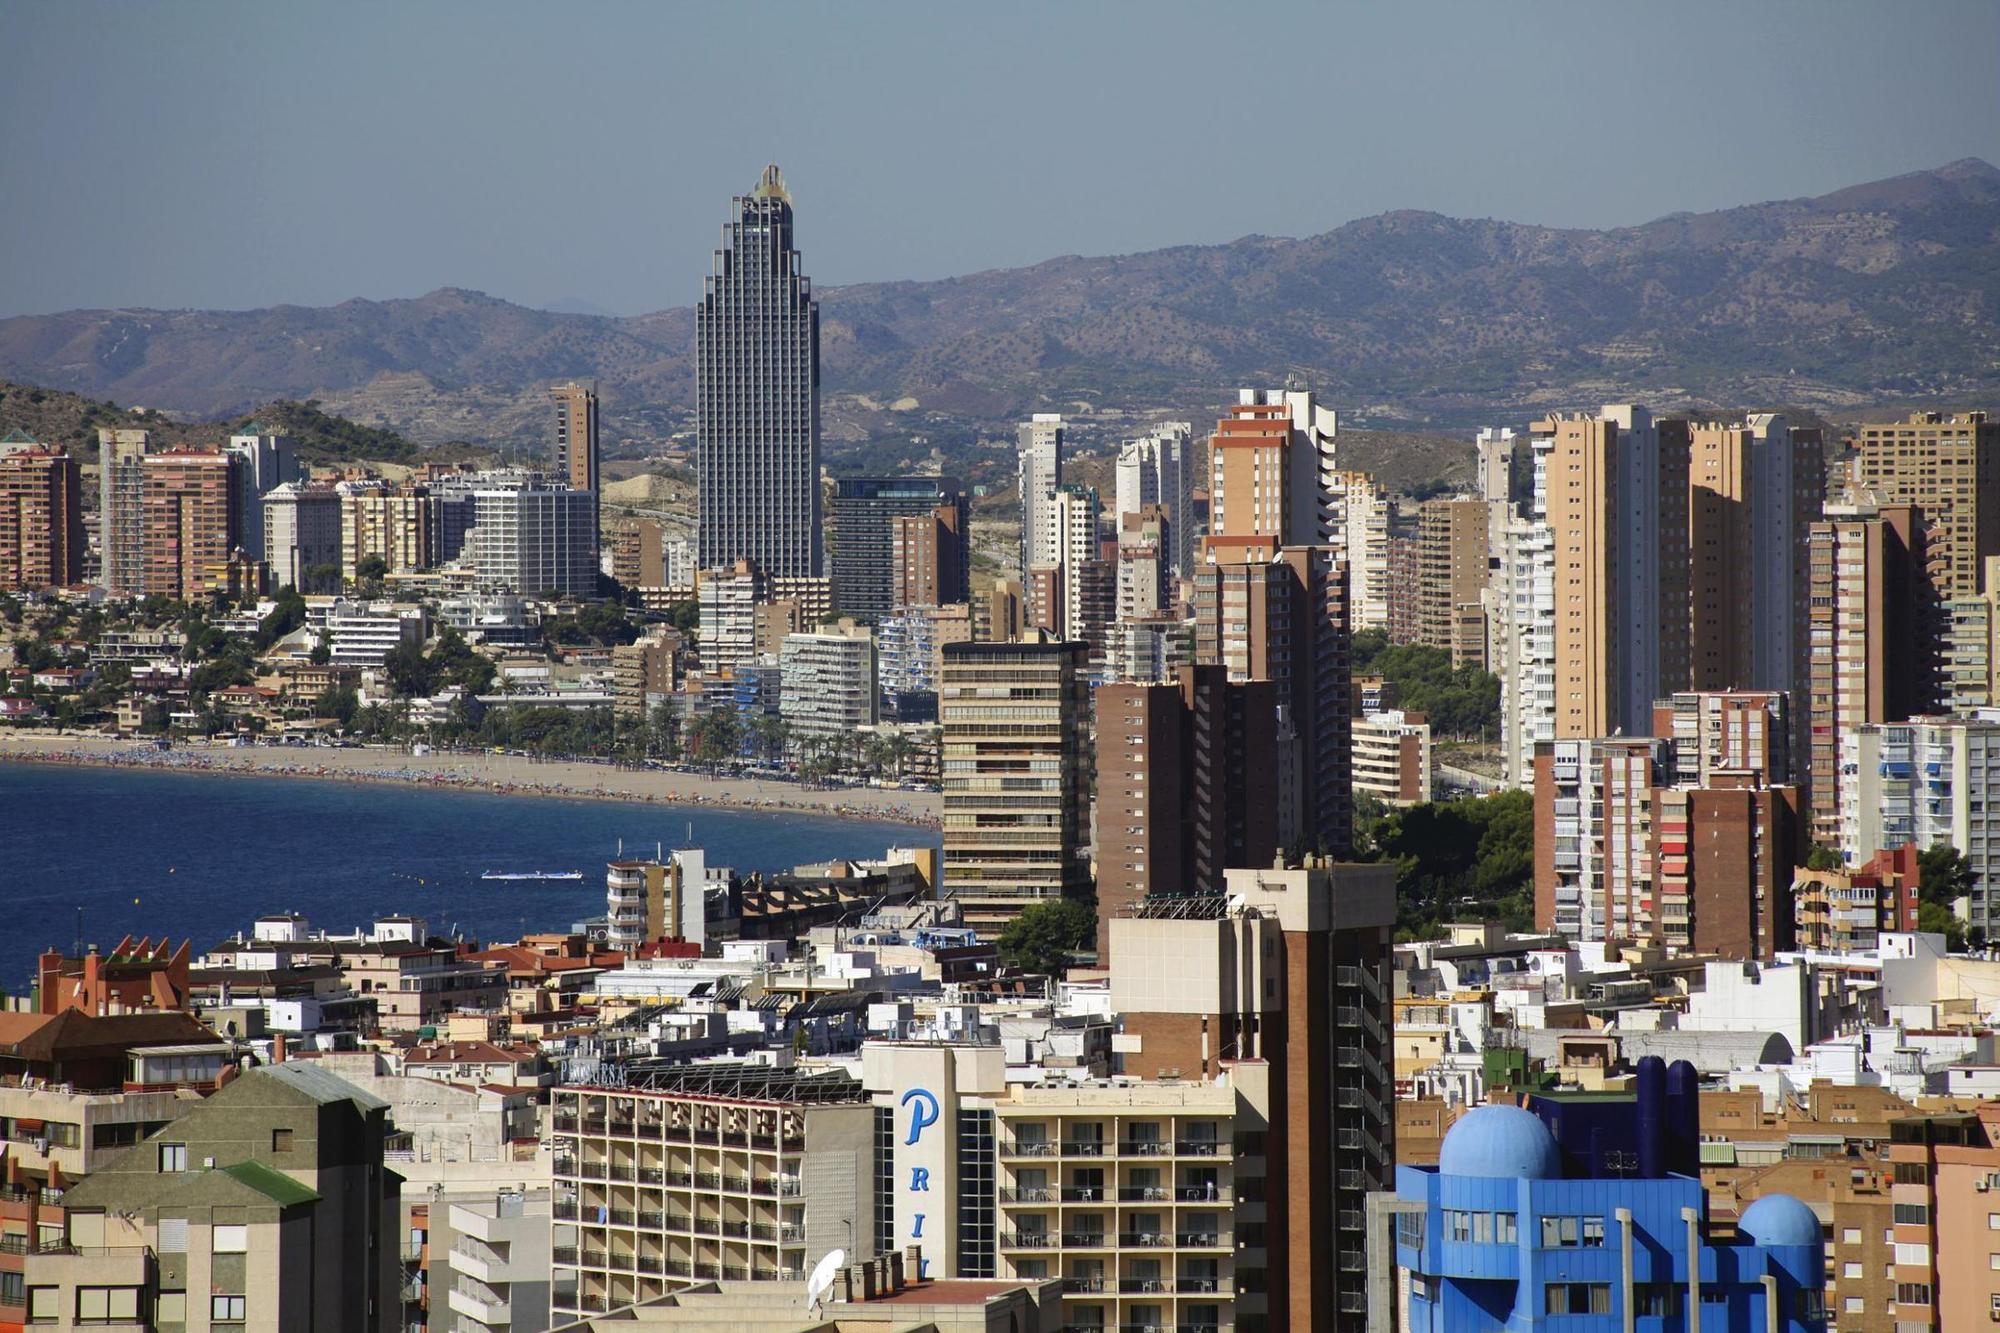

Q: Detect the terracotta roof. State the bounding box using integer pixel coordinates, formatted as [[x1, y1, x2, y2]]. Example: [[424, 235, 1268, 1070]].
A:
[[405, 1041, 538, 1064], [0, 1009, 220, 1063]]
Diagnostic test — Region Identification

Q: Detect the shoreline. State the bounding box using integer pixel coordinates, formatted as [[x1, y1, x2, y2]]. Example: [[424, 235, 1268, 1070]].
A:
[[0, 734, 942, 832]]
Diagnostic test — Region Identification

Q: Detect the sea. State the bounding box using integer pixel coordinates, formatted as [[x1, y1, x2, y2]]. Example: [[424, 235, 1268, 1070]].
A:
[[0, 762, 938, 995]]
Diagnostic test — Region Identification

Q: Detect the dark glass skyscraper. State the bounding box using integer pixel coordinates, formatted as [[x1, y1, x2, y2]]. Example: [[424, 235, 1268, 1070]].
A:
[[696, 164, 822, 578]]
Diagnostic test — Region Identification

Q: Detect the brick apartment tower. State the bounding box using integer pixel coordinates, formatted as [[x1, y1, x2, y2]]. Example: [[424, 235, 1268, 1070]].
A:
[[939, 637, 1092, 937], [1851, 410, 2000, 601], [1110, 860, 1398, 1331], [0, 439, 85, 591], [1414, 496, 1489, 667], [1190, 546, 1354, 858], [141, 451, 237, 600], [1094, 665, 1278, 954], [549, 381, 600, 530], [890, 502, 969, 610], [1805, 503, 1928, 847], [1201, 400, 1319, 563], [1538, 408, 1690, 739]]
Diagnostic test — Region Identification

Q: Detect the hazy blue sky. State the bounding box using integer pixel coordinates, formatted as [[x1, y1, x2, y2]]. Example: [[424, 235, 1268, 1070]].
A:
[[3, 1, 1997, 318]]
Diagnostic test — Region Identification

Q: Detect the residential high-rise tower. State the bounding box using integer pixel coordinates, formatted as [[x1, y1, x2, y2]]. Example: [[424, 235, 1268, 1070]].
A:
[[549, 381, 600, 531]]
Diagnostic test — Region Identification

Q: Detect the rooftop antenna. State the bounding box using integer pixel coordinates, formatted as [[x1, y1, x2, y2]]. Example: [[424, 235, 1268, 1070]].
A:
[[804, 1247, 845, 1314]]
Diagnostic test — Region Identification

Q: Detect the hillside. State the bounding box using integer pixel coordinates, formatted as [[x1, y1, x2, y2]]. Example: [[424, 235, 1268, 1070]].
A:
[[0, 380, 496, 466], [2, 159, 1996, 451]]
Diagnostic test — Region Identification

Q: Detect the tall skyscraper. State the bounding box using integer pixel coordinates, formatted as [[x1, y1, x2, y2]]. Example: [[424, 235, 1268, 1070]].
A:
[[1851, 410, 2000, 600], [1325, 469, 1391, 632], [889, 504, 969, 610], [0, 437, 85, 592], [262, 482, 342, 592], [1806, 502, 1928, 847], [1115, 422, 1196, 577], [1203, 396, 1322, 561], [224, 427, 299, 563], [1190, 548, 1353, 857], [1414, 496, 1489, 667], [336, 481, 434, 581], [696, 164, 820, 578], [140, 451, 238, 600], [549, 382, 600, 531], [939, 637, 1091, 937], [1094, 665, 1278, 948], [1687, 415, 1821, 774], [1016, 413, 1064, 577], [1536, 406, 1689, 740], [97, 427, 151, 596], [828, 475, 967, 616]]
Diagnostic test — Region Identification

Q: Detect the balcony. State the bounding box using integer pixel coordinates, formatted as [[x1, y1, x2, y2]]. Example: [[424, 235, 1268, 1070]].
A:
[[1118, 1187, 1173, 1203], [1061, 1187, 1107, 1203], [1000, 1187, 1056, 1204], [1118, 1140, 1172, 1157], [1119, 1277, 1174, 1294], [447, 1285, 512, 1325], [1063, 1275, 1108, 1293], [1062, 1142, 1107, 1158], [1003, 1140, 1058, 1158], [1175, 1231, 1228, 1248], [1173, 1141, 1222, 1157], [551, 1245, 578, 1266], [1060, 1232, 1111, 1248], [1175, 1185, 1228, 1203], [1002, 1232, 1055, 1249], [1177, 1277, 1222, 1294], [1120, 1232, 1172, 1248]]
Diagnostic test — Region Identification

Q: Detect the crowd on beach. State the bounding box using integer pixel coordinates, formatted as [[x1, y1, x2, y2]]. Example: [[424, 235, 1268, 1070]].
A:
[[1, 741, 943, 829]]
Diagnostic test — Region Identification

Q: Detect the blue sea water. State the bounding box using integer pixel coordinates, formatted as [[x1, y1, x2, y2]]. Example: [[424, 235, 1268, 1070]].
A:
[[0, 762, 937, 995]]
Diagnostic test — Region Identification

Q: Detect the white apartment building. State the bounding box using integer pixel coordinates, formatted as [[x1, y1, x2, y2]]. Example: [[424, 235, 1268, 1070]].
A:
[[1114, 423, 1195, 577], [1017, 414, 1064, 577], [1541, 737, 1671, 944], [1496, 432, 1555, 788], [319, 599, 427, 667], [467, 482, 598, 597], [261, 481, 339, 591], [442, 1191, 550, 1333], [1352, 709, 1432, 805], [1324, 469, 1391, 633], [696, 563, 765, 678], [1842, 717, 2000, 932], [779, 625, 879, 743]]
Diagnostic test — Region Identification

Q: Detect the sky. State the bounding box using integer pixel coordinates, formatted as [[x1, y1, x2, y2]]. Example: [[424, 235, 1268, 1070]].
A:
[[2, 1, 1998, 320]]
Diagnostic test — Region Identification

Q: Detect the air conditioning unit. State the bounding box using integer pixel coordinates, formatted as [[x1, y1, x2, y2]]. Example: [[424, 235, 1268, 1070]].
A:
[[1979, 1178, 1991, 1192]]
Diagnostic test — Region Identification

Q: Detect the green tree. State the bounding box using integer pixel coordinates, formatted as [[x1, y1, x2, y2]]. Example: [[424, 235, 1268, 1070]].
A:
[[1804, 844, 1844, 872], [382, 640, 437, 698], [308, 640, 332, 666], [996, 899, 1097, 977], [314, 686, 359, 726], [1919, 844, 1978, 907], [1360, 789, 1535, 939], [662, 600, 700, 635], [254, 588, 307, 651]]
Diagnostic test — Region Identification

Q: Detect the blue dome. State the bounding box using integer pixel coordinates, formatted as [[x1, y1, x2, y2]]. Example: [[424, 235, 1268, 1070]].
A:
[[1738, 1194, 1823, 1249], [1438, 1104, 1562, 1180]]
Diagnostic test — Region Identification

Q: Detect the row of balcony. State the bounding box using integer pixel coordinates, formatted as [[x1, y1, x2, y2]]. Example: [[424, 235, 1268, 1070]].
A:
[[1002, 1230, 1230, 1250], [1003, 1141, 1224, 1159], [555, 1161, 801, 1195], [1000, 1187, 1231, 1204], [552, 1247, 804, 1282], [1058, 1277, 1225, 1295], [554, 1204, 805, 1243]]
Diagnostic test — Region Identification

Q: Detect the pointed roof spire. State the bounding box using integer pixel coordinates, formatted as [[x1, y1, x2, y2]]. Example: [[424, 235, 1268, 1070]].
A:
[[753, 163, 790, 203]]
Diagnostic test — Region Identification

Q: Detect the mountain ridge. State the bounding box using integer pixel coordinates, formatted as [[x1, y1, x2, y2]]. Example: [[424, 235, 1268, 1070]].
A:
[[1, 158, 1995, 445]]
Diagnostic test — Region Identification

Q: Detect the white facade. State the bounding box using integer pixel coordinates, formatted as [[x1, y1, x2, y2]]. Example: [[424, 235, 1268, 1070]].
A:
[[467, 483, 597, 597], [262, 482, 341, 592], [1325, 470, 1391, 633], [1232, 386, 1337, 551], [1496, 432, 1555, 788], [323, 600, 427, 666], [226, 429, 300, 560], [696, 566, 762, 677], [1018, 413, 1064, 576], [1843, 717, 2000, 931], [443, 1192, 551, 1333], [1115, 422, 1195, 577], [779, 627, 879, 742]]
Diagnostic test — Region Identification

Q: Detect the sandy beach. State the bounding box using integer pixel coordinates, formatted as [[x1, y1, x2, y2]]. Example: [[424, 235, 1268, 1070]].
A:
[[0, 732, 942, 829]]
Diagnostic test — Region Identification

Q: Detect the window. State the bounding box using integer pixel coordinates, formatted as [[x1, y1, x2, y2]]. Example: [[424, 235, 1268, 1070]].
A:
[[1448, 1210, 1471, 1243], [0, 1272, 20, 1306], [1544, 1283, 1612, 1315], [1495, 1212, 1517, 1244], [158, 1142, 187, 1173], [1396, 1213, 1424, 1249], [1841, 1226, 1861, 1244], [1896, 1283, 1933, 1305], [1635, 1284, 1682, 1318], [212, 1294, 247, 1322], [1582, 1216, 1605, 1248], [25, 1288, 56, 1324], [271, 1128, 293, 1152], [1894, 1203, 1930, 1225], [212, 1225, 247, 1254], [1472, 1212, 1493, 1244], [1843, 1261, 1862, 1279], [75, 1288, 140, 1323], [1541, 1215, 1580, 1247], [1845, 1297, 1864, 1313], [157, 1292, 186, 1323]]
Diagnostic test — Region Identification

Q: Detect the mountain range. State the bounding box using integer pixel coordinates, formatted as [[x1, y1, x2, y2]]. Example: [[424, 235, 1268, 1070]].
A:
[[1, 159, 1996, 450]]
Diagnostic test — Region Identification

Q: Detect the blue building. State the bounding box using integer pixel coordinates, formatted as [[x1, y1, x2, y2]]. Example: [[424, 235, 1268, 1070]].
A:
[[1394, 1059, 1826, 1331]]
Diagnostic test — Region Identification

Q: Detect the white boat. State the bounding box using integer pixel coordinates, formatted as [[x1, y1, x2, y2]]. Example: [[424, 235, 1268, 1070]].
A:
[[481, 870, 585, 882]]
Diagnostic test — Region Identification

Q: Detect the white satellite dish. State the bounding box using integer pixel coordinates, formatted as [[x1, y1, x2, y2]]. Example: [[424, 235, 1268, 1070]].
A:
[[804, 1247, 846, 1312], [1227, 893, 1249, 917]]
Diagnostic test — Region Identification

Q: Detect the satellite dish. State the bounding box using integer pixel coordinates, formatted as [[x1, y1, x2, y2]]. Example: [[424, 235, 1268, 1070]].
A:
[[1227, 894, 1248, 917], [805, 1247, 845, 1312]]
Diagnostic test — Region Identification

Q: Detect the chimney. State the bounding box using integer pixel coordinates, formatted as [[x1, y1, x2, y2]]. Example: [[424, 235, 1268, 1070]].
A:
[[271, 1033, 288, 1065]]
